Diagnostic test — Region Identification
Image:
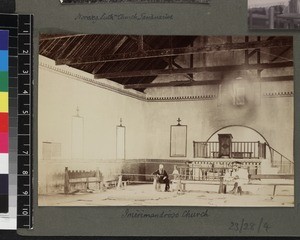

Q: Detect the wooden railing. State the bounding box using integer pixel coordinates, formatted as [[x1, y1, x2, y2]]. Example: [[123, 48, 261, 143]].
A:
[[193, 141, 266, 159], [178, 160, 261, 181]]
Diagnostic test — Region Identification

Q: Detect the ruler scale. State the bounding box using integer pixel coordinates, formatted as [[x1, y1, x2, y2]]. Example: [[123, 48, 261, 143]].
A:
[[17, 14, 33, 229]]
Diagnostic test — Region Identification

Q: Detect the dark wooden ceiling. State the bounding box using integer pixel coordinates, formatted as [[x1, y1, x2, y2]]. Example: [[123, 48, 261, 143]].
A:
[[39, 34, 293, 91]]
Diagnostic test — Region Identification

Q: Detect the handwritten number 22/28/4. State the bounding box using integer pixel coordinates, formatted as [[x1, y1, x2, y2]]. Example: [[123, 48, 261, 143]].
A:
[[229, 218, 271, 233]]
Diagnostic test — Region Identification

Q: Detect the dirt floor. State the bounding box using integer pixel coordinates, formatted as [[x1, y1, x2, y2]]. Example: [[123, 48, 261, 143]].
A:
[[38, 179, 294, 207]]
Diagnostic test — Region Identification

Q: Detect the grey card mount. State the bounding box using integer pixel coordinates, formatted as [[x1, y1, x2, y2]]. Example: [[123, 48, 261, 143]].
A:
[[60, 0, 210, 4], [15, 0, 300, 237]]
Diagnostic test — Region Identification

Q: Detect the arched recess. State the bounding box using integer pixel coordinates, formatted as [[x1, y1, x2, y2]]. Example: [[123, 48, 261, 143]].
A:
[[206, 125, 270, 145], [206, 125, 272, 159]]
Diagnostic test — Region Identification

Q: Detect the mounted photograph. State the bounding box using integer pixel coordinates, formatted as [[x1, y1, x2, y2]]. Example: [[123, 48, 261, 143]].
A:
[[248, 0, 300, 29], [38, 34, 294, 207]]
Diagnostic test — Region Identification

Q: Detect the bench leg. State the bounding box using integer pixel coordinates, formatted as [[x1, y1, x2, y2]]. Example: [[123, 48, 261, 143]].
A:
[[273, 185, 277, 196], [182, 183, 186, 192]]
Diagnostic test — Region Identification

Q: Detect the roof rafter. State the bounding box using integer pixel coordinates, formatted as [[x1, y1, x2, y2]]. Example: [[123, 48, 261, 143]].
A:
[[124, 75, 293, 89], [94, 61, 293, 79], [55, 38, 292, 66]]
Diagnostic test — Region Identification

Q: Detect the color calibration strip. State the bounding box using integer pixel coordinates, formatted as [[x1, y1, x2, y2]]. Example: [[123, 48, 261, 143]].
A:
[[0, 30, 9, 214]]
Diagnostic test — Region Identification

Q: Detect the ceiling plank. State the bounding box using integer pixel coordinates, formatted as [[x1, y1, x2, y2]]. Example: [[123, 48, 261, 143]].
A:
[[271, 46, 292, 62], [55, 38, 292, 65], [260, 75, 293, 82], [40, 34, 88, 41], [94, 61, 293, 79], [92, 36, 128, 74]]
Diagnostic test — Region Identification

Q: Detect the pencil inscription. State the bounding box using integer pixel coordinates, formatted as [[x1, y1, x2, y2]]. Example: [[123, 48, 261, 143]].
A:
[[121, 209, 209, 219], [74, 12, 174, 22]]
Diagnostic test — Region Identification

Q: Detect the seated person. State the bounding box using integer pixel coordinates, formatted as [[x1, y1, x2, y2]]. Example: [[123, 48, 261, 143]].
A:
[[224, 161, 249, 195], [153, 164, 170, 192]]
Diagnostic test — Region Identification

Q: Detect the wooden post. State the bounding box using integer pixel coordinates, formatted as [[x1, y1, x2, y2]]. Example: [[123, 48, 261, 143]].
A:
[[86, 177, 89, 191], [269, 7, 275, 29], [95, 168, 100, 190], [64, 167, 69, 194]]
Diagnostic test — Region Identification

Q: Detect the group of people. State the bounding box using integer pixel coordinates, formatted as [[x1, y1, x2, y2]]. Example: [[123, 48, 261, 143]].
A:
[[152, 161, 249, 194]]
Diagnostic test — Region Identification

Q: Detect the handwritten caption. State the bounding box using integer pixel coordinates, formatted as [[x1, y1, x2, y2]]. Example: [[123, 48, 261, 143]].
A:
[[74, 13, 174, 22], [121, 209, 209, 219], [228, 218, 271, 234]]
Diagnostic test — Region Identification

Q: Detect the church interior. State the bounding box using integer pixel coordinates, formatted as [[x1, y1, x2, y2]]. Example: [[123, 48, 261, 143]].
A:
[[248, 0, 300, 29], [37, 34, 294, 206]]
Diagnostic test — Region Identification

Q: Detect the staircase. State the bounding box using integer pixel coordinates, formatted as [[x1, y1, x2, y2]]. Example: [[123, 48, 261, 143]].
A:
[[268, 146, 294, 175]]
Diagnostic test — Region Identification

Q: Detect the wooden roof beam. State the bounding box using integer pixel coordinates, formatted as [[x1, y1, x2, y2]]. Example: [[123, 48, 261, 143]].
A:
[[94, 61, 293, 79], [55, 38, 292, 65], [124, 80, 221, 89], [124, 75, 293, 89]]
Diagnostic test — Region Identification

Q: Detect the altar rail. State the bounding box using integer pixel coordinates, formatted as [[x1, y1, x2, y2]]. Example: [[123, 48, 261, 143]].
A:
[[193, 141, 266, 159]]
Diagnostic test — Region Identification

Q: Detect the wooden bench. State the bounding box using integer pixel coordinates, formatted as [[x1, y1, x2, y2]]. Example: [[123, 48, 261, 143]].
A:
[[180, 174, 294, 196], [64, 167, 103, 194], [117, 173, 293, 196]]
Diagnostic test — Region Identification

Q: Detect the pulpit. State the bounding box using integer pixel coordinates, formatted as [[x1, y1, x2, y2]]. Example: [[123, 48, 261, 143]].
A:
[[218, 134, 233, 158]]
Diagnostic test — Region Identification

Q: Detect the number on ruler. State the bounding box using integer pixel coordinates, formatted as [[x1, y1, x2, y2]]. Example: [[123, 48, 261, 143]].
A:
[[23, 50, 29, 54], [22, 171, 29, 175], [23, 191, 29, 195], [23, 151, 29, 154], [23, 70, 29, 74], [22, 210, 29, 216], [23, 90, 28, 94], [22, 110, 29, 114]]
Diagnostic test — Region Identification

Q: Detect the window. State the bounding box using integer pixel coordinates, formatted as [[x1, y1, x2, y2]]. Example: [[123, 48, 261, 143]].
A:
[[233, 84, 245, 106], [116, 125, 126, 160], [170, 120, 187, 157]]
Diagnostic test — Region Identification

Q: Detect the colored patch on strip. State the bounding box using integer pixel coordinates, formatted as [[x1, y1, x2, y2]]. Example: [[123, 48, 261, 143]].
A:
[[0, 92, 8, 112], [0, 30, 8, 50], [0, 174, 8, 195], [0, 51, 8, 71], [0, 132, 8, 153], [0, 71, 8, 92], [0, 113, 8, 132], [0, 195, 8, 213], [0, 154, 8, 174]]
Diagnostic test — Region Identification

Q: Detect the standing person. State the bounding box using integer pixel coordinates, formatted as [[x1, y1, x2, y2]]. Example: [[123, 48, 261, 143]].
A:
[[171, 165, 182, 192], [153, 164, 170, 192]]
